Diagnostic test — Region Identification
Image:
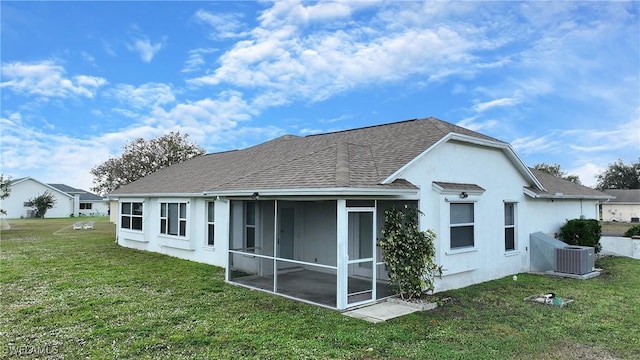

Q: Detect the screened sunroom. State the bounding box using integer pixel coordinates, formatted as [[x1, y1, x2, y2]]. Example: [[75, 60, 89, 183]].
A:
[[227, 198, 418, 310]]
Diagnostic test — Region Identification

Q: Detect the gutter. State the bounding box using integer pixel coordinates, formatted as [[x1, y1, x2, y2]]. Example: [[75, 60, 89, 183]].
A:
[[205, 186, 420, 198], [523, 188, 614, 200]]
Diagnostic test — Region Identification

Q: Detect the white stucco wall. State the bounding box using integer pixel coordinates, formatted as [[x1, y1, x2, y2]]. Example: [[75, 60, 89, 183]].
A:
[[78, 201, 110, 216], [394, 140, 596, 292], [117, 197, 228, 268], [2, 179, 74, 218], [524, 198, 599, 236], [600, 236, 640, 259], [601, 203, 640, 222]]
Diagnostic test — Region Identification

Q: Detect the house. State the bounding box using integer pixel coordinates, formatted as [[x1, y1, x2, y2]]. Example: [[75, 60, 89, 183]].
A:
[[48, 184, 110, 216], [109, 117, 610, 310], [600, 189, 640, 222], [1, 177, 107, 218], [2, 177, 75, 218]]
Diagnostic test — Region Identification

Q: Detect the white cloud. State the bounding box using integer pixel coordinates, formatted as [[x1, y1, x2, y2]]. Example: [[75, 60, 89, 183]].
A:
[[182, 48, 217, 73], [568, 162, 603, 188], [257, 0, 356, 28], [0, 60, 106, 98], [565, 118, 640, 153], [193, 9, 248, 39], [511, 134, 559, 155], [189, 6, 482, 104], [127, 37, 165, 63], [456, 117, 499, 132], [109, 83, 176, 110], [0, 114, 115, 191], [472, 91, 523, 113]]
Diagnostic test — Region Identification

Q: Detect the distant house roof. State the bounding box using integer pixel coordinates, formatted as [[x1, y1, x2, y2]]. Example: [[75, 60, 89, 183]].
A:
[[9, 177, 74, 199], [525, 169, 612, 200], [603, 189, 640, 203], [48, 184, 104, 201]]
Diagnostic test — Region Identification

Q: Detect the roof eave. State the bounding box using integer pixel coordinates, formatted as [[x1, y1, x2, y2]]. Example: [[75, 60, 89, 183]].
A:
[[108, 192, 203, 199], [523, 188, 614, 200], [204, 186, 420, 198]]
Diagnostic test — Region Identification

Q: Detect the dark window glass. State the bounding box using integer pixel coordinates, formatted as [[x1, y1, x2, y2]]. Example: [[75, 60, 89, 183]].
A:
[[132, 217, 142, 230], [451, 226, 474, 248], [122, 203, 131, 215], [505, 228, 515, 251], [208, 224, 215, 245], [121, 216, 130, 229]]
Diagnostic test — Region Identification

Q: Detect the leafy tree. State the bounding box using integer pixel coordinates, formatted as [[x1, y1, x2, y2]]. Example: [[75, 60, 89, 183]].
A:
[[378, 205, 442, 300], [533, 163, 581, 184], [595, 158, 640, 190], [25, 191, 57, 218], [0, 174, 11, 215], [91, 132, 205, 196]]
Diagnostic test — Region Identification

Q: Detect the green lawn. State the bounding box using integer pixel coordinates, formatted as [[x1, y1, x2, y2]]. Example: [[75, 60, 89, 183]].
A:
[[600, 221, 636, 236], [1, 217, 639, 359]]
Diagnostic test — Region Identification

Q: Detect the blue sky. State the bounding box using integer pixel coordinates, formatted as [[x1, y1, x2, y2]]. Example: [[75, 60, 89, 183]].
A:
[[1, 1, 638, 192]]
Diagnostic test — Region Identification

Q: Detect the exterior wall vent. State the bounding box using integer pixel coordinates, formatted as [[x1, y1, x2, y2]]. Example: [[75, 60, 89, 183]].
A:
[[555, 246, 594, 275]]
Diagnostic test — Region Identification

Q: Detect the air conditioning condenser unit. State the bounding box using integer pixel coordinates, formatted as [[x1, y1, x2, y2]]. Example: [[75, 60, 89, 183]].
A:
[[555, 246, 594, 275]]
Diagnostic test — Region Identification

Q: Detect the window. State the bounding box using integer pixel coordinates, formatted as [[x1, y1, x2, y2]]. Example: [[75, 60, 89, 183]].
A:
[[450, 203, 474, 249], [80, 203, 92, 210], [160, 202, 187, 237], [245, 202, 256, 250], [121, 202, 143, 230], [207, 201, 215, 246], [504, 203, 516, 251]]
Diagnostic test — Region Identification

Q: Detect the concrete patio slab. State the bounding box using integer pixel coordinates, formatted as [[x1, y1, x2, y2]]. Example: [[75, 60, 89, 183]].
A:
[[343, 301, 420, 323]]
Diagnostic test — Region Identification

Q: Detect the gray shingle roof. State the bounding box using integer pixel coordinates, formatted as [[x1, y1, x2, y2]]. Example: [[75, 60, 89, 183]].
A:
[[433, 182, 486, 192], [111, 117, 499, 196], [48, 184, 105, 201], [603, 189, 640, 203], [525, 169, 611, 199]]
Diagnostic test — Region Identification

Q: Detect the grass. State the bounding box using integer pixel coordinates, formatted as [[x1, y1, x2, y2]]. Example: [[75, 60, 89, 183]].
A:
[[600, 221, 636, 236], [1, 217, 639, 359]]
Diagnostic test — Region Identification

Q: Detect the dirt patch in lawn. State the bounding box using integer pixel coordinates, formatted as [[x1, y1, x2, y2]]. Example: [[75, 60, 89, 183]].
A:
[[539, 341, 619, 360]]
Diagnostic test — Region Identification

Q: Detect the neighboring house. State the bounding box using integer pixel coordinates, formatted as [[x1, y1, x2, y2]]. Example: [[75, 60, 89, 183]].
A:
[[601, 189, 640, 222], [109, 117, 610, 310], [1, 177, 108, 219], [48, 184, 110, 216], [1, 177, 75, 218]]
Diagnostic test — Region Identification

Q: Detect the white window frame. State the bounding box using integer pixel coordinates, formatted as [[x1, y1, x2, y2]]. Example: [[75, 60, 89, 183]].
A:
[[160, 201, 188, 237], [80, 203, 92, 210], [504, 202, 516, 252], [121, 202, 143, 231], [206, 201, 215, 246], [449, 202, 475, 250]]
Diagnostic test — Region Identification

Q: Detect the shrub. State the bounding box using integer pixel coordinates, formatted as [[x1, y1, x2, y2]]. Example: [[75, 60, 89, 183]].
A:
[[624, 224, 640, 238], [378, 205, 442, 300], [558, 219, 602, 253]]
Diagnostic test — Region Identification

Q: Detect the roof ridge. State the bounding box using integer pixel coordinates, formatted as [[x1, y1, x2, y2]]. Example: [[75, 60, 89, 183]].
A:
[[304, 118, 422, 138], [335, 143, 349, 187]]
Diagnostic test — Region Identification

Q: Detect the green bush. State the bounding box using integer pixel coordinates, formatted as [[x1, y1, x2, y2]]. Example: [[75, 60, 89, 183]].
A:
[[624, 224, 640, 237], [378, 205, 442, 300], [558, 219, 602, 253]]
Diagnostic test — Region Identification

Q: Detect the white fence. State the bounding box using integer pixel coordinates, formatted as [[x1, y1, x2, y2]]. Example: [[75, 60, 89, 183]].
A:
[[600, 236, 640, 259]]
